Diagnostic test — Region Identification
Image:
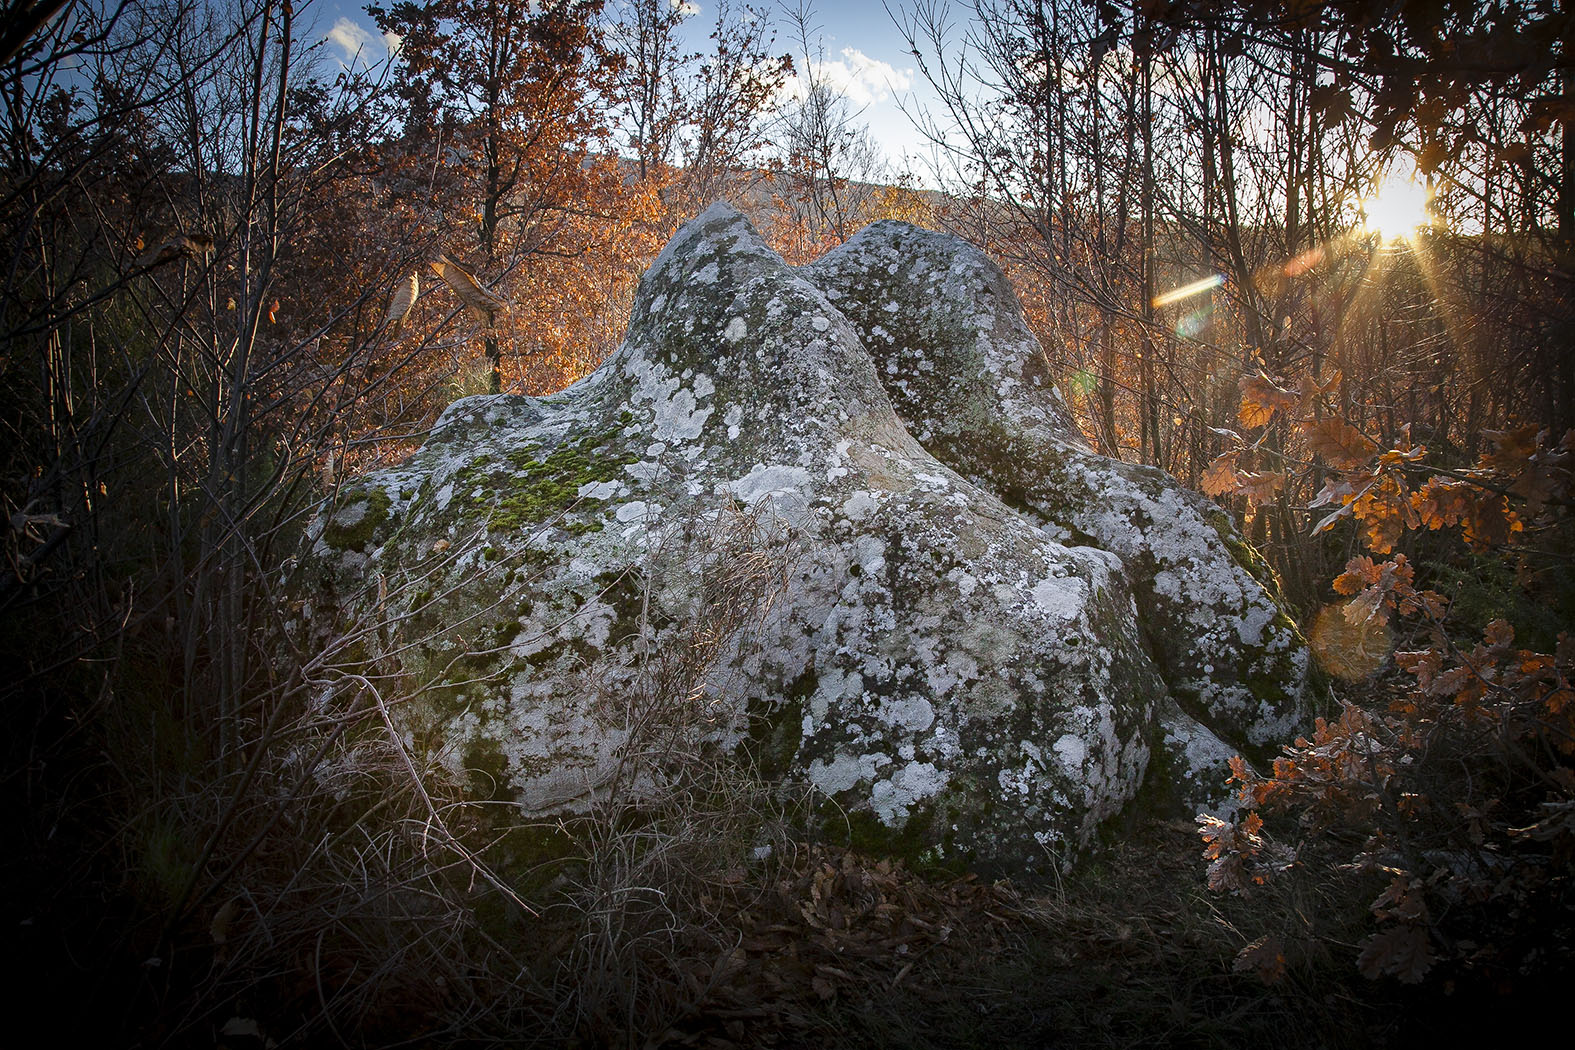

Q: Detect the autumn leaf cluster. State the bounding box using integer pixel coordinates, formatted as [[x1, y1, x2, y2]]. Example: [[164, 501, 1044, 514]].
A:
[[1200, 422, 1575, 988]]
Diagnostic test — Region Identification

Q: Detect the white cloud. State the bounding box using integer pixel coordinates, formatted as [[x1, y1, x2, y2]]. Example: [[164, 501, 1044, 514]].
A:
[[325, 15, 401, 66], [671, 0, 700, 14], [783, 47, 914, 109], [326, 17, 377, 60]]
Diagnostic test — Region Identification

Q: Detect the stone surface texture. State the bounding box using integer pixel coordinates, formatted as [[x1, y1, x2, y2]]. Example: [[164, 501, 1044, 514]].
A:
[[296, 204, 1316, 874]]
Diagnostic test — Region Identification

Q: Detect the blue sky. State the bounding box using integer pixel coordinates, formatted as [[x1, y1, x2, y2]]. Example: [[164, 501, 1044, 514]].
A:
[[316, 0, 948, 177], [761, 1, 937, 170]]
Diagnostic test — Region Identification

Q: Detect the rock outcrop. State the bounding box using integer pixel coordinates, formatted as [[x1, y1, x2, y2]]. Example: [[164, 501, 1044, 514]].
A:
[[297, 203, 1316, 874]]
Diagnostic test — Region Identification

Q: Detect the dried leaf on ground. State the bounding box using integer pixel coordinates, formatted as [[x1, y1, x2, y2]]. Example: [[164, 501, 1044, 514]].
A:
[[1356, 924, 1434, 983], [1233, 934, 1287, 985]]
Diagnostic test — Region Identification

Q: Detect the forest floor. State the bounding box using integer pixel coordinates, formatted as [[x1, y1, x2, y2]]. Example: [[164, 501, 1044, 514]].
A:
[[10, 678, 1568, 1048], [634, 818, 1405, 1050]]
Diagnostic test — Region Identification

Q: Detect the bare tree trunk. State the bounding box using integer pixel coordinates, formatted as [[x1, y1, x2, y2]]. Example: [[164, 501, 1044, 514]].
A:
[[1139, 27, 1161, 468]]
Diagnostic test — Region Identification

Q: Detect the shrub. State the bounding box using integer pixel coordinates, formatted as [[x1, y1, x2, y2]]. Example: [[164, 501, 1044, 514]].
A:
[[1201, 425, 1575, 990]]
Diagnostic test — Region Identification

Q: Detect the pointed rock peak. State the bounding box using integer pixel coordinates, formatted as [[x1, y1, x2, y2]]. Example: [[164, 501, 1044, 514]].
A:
[[807, 219, 1084, 443], [689, 198, 752, 231], [621, 202, 894, 432], [636, 201, 785, 316]]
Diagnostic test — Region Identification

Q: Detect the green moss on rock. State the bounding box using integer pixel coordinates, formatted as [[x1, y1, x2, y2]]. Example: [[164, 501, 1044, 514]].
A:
[[820, 800, 976, 877], [323, 485, 391, 550], [451, 432, 640, 535], [1208, 510, 1283, 597], [463, 739, 513, 801], [746, 683, 808, 780]]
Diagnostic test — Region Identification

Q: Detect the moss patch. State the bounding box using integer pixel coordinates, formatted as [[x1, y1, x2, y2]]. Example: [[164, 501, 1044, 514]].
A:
[[820, 801, 972, 877], [462, 738, 514, 802], [746, 680, 808, 780], [452, 430, 641, 536], [1208, 510, 1284, 597], [323, 485, 392, 550]]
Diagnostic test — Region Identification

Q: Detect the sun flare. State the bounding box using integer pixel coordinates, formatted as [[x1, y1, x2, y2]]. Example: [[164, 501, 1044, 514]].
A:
[[1361, 175, 1430, 241]]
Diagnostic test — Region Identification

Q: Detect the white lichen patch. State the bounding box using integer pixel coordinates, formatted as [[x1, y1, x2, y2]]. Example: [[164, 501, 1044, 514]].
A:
[[329, 499, 369, 530], [875, 694, 935, 733], [1052, 732, 1088, 773], [1029, 574, 1085, 622], [614, 500, 655, 523], [728, 463, 812, 514], [578, 480, 621, 500], [629, 356, 714, 443], [839, 489, 880, 522], [808, 751, 887, 794], [870, 761, 949, 824]]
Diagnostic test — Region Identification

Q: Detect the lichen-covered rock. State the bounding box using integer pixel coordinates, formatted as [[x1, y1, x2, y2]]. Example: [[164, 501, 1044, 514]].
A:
[[806, 222, 1317, 762], [296, 203, 1314, 874]]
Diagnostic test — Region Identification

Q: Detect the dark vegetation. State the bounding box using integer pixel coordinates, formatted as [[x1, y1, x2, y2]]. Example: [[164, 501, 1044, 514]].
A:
[[2, 0, 1571, 1044]]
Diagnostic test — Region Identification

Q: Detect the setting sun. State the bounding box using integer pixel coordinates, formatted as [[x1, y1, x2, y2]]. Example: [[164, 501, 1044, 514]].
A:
[[1361, 174, 1431, 240]]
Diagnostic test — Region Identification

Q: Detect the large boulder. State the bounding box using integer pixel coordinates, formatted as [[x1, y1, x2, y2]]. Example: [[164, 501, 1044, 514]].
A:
[[296, 203, 1314, 874]]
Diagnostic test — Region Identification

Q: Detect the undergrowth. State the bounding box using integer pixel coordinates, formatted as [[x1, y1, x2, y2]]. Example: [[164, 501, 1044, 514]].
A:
[[8, 436, 1570, 1049]]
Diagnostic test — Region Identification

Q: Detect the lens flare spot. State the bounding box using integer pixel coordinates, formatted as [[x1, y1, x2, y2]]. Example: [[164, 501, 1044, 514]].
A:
[[1282, 246, 1324, 277], [1309, 599, 1392, 680], [1174, 303, 1212, 338], [1152, 273, 1224, 309]]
